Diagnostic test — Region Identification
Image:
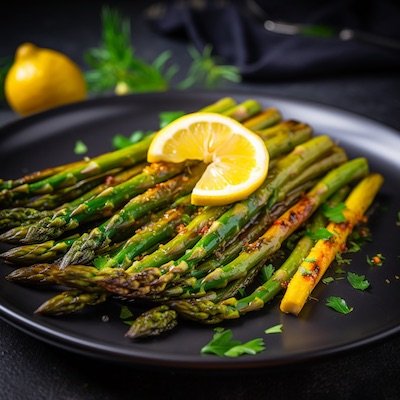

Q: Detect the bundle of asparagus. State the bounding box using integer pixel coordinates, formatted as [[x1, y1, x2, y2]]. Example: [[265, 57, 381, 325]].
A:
[[0, 97, 383, 341]]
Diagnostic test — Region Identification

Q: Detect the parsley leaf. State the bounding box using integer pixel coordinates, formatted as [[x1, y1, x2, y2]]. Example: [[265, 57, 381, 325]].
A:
[[264, 324, 283, 334], [326, 296, 353, 314], [224, 339, 265, 358], [119, 307, 134, 326], [201, 328, 264, 357], [306, 227, 333, 240], [112, 130, 151, 149], [260, 264, 275, 282], [347, 272, 370, 291], [110, 112, 184, 150], [201, 328, 240, 357], [119, 305, 134, 320], [112, 134, 134, 149], [322, 202, 346, 223], [159, 111, 185, 128], [74, 140, 88, 155], [322, 276, 335, 284], [396, 211, 400, 227]]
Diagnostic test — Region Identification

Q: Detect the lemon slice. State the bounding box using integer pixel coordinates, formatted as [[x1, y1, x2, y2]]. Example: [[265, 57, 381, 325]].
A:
[[148, 113, 269, 206]]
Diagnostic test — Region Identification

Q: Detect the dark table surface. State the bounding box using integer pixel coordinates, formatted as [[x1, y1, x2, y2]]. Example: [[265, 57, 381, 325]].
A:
[[1, 2, 400, 399]]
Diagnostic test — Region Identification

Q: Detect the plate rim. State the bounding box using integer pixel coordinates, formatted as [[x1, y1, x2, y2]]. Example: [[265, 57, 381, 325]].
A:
[[1, 300, 400, 369]]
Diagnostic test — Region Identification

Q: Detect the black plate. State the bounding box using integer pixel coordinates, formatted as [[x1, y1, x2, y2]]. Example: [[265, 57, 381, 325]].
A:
[[1, 91, 399, 369]]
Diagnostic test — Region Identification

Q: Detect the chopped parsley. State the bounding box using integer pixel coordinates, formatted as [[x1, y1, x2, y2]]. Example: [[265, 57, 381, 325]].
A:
[[119, 305, 134, 325], [159, 111, 185, 128], [347, 226, 372, 251], [264, 324, 283, 334], [326, 296, 353, 314], [335, 253, 351, 266], [366, 253, 385, 267], [299, 267, 313, 276], [306, 227, 333, 241], [260, 264, 275, 282], [346, 240, 361, 253], [304, 257, 316, 263], [224, 339, 265, 358], [322, 202, 346, 223], [112, 130, 152, 149], [111, 110, 184, 149], [74, 140, 88, 155], [181, 213, 192, 225], [347, 272, 370, 291], [120, 305, 134, 320], [201, 328, 265, 358], [322, 276, 335, 285]]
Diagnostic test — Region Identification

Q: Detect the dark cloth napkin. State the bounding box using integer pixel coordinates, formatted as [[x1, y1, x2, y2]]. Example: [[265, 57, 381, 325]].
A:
[[147, 0, 400, 80]]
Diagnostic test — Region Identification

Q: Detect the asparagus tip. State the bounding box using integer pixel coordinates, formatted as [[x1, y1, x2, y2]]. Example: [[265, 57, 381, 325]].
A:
[[125, 305, 178, 339]]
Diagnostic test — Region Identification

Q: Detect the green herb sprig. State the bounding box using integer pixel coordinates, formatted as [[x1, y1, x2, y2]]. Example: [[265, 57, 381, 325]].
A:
[[85, 7, 241, 95], [178, 45, 241, 89], [85, 7, 175, 94]]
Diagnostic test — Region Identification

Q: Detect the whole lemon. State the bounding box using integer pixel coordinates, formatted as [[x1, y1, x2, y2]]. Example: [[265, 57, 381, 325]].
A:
[[5, 43, 87, 116]]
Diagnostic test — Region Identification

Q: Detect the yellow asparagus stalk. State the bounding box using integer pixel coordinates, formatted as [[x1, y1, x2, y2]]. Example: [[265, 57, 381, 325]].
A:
[[280, 173, 384, 316]]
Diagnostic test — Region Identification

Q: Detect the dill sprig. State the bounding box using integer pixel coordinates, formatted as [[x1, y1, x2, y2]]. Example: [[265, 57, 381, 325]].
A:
[[84, 7, 176, 94], [85, 7, 241, 94], [178, 45, 241, 89]]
